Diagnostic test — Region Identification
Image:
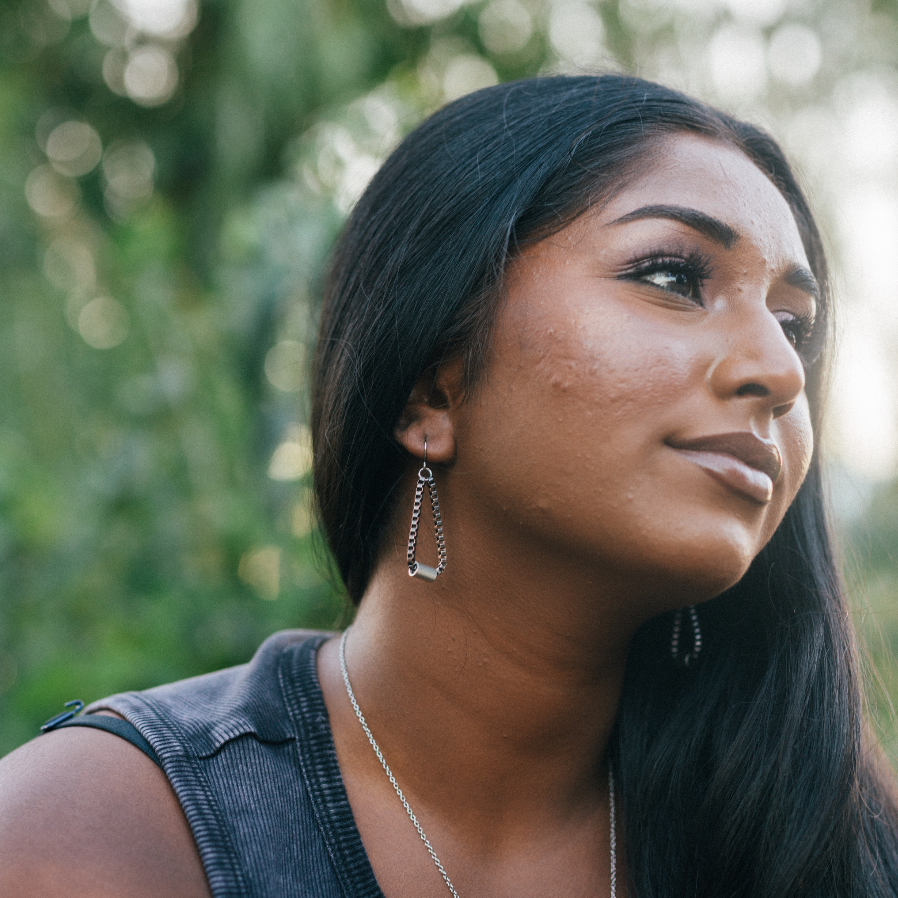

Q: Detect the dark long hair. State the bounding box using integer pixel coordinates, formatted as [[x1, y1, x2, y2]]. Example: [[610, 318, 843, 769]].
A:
[[312, 75, 898, 896]]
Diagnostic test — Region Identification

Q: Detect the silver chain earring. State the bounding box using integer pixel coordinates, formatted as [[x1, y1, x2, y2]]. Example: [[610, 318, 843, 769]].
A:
[[671, 605, 702, 666], [407, 440, 447, 582]]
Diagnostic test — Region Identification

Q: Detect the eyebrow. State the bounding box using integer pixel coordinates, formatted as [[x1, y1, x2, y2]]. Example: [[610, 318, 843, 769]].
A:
[[609, 203, 820, 304], [609, 204, 740, 249], [783, 264, 820, 304]]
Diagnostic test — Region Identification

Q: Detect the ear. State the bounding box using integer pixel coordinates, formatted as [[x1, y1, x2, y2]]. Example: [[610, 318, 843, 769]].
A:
[[393, 358, 463, 465]]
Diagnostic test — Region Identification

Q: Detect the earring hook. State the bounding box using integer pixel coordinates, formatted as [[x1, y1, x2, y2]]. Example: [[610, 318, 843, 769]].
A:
[[407, 436, 445, 581]]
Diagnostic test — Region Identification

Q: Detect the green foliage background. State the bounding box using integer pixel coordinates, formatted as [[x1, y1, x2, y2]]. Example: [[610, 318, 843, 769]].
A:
[[1, 0, 898, 757]]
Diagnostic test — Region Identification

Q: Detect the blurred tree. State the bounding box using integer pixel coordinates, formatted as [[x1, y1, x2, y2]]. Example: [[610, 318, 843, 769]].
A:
[[0, 0, 434, 752], [1, 0, 897, 759]]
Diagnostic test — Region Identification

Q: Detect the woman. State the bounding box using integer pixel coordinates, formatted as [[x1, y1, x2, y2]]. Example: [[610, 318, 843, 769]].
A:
[[1, 74, 896, 897]]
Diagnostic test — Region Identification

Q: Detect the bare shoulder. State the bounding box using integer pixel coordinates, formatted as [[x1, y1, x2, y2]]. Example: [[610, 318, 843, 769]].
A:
[[0, 717, 210, 898]]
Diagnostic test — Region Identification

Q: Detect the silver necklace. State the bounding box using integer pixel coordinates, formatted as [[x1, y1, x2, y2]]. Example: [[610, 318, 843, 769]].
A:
[[338, 629, 617, 897]]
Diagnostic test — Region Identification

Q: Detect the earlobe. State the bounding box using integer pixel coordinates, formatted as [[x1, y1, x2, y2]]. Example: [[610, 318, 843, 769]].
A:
[[393, 359, 463, 464]]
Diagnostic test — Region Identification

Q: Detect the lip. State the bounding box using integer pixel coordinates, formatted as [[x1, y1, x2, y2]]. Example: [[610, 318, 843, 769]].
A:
[[666, 432, 783, 504]]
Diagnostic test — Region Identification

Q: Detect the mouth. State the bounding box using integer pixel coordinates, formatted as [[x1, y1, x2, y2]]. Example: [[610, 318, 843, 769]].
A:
[[665, 432, 783, 505]]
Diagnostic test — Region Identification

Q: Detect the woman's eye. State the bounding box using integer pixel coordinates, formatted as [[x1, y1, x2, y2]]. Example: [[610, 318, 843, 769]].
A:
[[776, 312, 814, 353], [623, 252, 711, 303], [780, 320, 801, 348], [640, 267, 701, 299]]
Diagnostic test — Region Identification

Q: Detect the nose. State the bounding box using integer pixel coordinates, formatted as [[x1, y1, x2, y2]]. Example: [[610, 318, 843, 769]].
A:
[[707, 305, 806, 419]]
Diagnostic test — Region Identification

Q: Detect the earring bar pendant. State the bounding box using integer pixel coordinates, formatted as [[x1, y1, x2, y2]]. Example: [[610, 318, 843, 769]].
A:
[[411, 563, 439, 582]]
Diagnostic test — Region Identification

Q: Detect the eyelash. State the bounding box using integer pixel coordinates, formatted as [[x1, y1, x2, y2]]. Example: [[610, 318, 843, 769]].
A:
[[778, 311, 820, 362], [621, 250, 713, 304], [621, 250, 821, 366]]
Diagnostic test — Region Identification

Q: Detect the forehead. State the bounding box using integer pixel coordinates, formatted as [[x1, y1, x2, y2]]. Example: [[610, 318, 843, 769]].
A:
[[594, 133, 810, 266]]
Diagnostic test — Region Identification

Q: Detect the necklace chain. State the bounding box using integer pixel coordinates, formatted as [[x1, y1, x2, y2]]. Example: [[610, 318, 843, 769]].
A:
[[338, 629, 617, 897]]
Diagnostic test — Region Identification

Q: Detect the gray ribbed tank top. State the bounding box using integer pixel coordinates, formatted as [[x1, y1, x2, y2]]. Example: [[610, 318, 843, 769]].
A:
[[91, 630, 386, 898]]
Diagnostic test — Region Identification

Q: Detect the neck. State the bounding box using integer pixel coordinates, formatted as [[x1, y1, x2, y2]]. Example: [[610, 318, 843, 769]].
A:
[[333, 550, 636, 833], [317, 455, 698, 847]]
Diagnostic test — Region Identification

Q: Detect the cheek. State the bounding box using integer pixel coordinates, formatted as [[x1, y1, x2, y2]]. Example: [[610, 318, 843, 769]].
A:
[[498, 258, 691, 425], [757, 396, 814, 551], [518, 318, 693, 462], [484, 313, 695, 524], [778, 397, 814, 502]]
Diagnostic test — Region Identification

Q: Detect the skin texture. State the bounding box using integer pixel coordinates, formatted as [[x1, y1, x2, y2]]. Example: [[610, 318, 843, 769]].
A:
[[0, 134, 816, 897], [0, 713, 211, 898]]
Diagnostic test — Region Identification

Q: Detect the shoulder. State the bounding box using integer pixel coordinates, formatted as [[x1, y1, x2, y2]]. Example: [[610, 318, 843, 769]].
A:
[[94, 628, 331, 755], [0, 715, 210, 898], [0, 629, 332, 898]]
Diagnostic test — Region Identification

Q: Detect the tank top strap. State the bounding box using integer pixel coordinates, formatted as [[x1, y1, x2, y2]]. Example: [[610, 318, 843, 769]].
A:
[[85, 630, 385, 898], [41, 711, 160, 766]]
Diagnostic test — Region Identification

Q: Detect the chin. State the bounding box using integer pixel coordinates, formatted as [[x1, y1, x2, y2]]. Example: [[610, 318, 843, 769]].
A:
[[631, 528, 761, 610]]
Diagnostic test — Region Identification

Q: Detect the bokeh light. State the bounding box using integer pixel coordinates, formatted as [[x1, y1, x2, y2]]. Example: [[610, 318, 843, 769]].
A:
[[768, 24, 822, 87], [836, 72, 898, 177], [123, 45, 179, 106], [708, 23, 767, 101], [238, 547, 281, 600], [112, 0, 198, 38], [77, 296, 130, 349], [89, 0, 130, 47], [102, 139, 156, 218], [45, 120, 102, 177], [442, 54, 499, 101], [548, 0, 606, 65], [268, 426, 313, 482], [722, 0, 787, 27], [479, 0, 533, 55], [264, 340, 306, 393], [25, 165, 79, 218], [387, 0, 467, 26]]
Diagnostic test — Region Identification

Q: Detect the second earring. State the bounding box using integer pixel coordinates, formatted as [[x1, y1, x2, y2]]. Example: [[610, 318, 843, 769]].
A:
[[671, 605, 702, 666], [407, 441, 447, 582]]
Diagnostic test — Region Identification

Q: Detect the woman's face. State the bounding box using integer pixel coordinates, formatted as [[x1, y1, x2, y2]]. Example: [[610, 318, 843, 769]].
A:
[[452, 133, 817, 604]]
